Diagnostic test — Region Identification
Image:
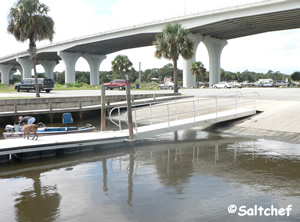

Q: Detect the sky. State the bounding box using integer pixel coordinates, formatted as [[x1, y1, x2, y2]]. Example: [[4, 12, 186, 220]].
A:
[[0, 0, 300, 75]]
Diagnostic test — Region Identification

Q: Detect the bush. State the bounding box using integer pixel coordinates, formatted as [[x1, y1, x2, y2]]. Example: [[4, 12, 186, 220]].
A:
[[0, 83, 7, 88], [74, 83, 83, 88], [65, 83, 74, 88]]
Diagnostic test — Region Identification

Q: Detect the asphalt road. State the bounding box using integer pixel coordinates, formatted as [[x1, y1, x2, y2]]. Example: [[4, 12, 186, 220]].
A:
[[0, 87, 300, 101]]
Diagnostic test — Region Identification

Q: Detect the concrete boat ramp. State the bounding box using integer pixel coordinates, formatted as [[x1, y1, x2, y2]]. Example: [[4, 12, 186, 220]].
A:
[[0, 92, 259, 163]]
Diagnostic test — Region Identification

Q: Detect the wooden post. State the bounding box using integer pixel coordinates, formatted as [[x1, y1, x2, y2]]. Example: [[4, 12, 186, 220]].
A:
[[126, 85, 134, 140], [101, 85, 106, 131]]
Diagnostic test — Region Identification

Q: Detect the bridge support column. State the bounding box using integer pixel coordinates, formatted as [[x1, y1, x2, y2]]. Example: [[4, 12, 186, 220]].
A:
[[58, 51, 81, 84], [183, 34, 203, 88], [82, 54, 106, 85], [203, 36, 227, 86], [0, 64, 14, 85], [39, 60, 58, 79], [17, 58, 33, 79]]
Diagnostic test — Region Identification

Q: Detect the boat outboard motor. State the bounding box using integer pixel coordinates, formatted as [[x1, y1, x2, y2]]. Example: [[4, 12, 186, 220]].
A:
[[5, 125, 14, 132]]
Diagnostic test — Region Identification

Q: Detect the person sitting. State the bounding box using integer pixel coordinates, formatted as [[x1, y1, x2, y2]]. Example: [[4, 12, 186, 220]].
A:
[[19, 116, 36, 125]]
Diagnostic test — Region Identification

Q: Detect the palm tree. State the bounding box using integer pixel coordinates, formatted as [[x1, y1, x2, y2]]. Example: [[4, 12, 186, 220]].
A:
[[153, 23, 193, 93], [111, 55, 133, 79], [7, 0, 54, 97], [191, 61, 206, 88]]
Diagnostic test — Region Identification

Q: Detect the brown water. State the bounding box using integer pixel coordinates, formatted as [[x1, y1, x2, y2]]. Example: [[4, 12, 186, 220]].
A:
[[0, 129, 299, 222]]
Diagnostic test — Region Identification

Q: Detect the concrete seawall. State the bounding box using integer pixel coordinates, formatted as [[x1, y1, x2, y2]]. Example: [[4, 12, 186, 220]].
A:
[[0, 93, 182, 117]]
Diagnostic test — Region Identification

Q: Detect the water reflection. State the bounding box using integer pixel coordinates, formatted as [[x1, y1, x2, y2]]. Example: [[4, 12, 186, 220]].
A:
[[102, 158, 108, 193], [15, 175, 61, 222], [0, 130, 299, 221]]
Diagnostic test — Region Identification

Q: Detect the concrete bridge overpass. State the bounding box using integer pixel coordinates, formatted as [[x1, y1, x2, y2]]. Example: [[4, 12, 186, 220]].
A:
[[0, 0, 300, 87]]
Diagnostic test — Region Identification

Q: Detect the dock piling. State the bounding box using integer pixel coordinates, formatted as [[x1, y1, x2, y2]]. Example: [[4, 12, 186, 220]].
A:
[[126, 85, 134, 140], [101, 85, 106, 131]]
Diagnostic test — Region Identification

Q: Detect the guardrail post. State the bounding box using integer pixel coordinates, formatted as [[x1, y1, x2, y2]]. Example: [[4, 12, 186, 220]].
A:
[[101, 85, 106, 131], [49, 103, 53, 112]]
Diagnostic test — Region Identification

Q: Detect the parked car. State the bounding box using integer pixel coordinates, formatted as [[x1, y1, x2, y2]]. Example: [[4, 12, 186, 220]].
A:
[[262, 82, 274, 87], [158, 82, 181, 90], [103, 79, 130, 90], [212, 82, 231, 89], [274, 80, 288, 87], [14, 78, 54, 93], [230, 82, 242, 88]]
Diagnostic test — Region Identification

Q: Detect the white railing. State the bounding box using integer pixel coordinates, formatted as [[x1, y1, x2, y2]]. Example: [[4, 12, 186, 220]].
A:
[[109, 92, 260, 132]]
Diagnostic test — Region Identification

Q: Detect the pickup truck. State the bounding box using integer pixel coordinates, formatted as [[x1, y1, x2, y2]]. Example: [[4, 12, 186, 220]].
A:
[[14, 78, 54, 93]]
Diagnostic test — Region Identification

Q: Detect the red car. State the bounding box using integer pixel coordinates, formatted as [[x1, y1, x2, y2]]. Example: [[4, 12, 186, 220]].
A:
[[104, 79, 130, 90]]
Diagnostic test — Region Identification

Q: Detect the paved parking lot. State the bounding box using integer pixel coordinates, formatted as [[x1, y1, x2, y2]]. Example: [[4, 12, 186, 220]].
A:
[[181, 88, 300, 101], [0, 87, 300, 101]]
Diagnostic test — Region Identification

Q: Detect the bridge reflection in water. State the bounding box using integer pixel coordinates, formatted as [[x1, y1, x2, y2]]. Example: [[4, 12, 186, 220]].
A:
[[0, 129, 299, 221]]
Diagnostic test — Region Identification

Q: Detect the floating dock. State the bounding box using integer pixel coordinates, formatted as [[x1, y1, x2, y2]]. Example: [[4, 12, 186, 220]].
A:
[[0, 92, 259, 163], [0, 130, 129, 162]]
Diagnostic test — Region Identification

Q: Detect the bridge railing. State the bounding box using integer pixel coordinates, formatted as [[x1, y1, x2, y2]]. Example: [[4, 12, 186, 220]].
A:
[[109, 92, 259, 132]]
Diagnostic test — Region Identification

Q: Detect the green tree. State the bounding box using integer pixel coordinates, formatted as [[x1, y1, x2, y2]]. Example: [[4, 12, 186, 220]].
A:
[[100, 71, 112, 83], [190, 61, 206, 88], [291, 71, 300, 81], [54, 72, 65, 85], [111, 55, 133, 79], [153, 23, 193, 93], [7, 0, 54, 97]]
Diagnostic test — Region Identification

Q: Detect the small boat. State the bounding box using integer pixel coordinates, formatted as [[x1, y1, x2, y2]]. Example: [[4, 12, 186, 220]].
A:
[[3, 113, 96, 139]]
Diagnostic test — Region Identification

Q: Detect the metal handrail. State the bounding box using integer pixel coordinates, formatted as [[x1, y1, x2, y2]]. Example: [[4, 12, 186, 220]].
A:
[[109, 105, 127, 131], [110, 91, 260, 132]]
